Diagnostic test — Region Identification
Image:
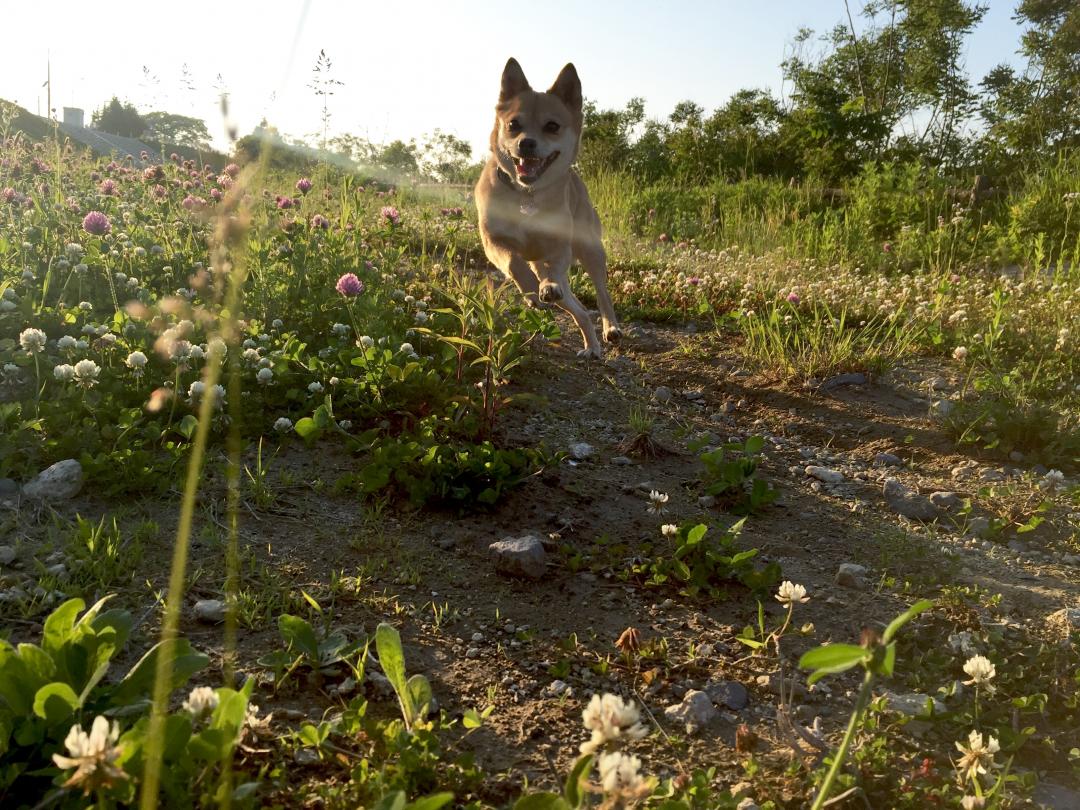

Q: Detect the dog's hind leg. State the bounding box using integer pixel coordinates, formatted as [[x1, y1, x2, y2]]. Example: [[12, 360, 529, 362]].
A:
[[575, 240, 622, 343]]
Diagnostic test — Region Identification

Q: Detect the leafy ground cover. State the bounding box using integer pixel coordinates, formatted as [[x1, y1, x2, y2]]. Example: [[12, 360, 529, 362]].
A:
[[1, 123, 1078, 809]]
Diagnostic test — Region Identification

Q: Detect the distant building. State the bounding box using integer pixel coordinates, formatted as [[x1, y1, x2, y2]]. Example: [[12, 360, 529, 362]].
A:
[[56, 106, 160, 164]]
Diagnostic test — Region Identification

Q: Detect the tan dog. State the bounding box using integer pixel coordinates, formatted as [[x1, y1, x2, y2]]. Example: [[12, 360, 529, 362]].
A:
[[474, 58, 621, 358]]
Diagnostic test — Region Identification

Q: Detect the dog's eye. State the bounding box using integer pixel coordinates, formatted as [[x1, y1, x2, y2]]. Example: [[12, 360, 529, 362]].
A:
[[543, 121, 560, 134], [507, 119, 522, 133]]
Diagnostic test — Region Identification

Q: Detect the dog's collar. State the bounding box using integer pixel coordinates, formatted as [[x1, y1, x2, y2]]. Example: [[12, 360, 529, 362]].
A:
[[496, 166, 539, 216]]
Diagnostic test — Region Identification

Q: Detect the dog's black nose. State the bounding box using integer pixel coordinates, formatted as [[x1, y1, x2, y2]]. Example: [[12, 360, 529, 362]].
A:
[[519, 138, 537, 155]]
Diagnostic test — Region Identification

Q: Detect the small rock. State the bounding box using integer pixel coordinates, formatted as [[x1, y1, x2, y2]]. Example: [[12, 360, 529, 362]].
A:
[[927, 376, 949, 392], [489, 535, 548, 580], [882, 690, 945, 717], [293, 749, 319, 765], [466, 647, 480, 659], [929, 491, 962, 511], [1008, 450, 1025, 462], [683, 389, 704, 400], [873, 452, 902, 467], [805, 466, 844, 484], [653, 386, 673, 403], [546, 680, 570, 697], [367, 671, 395, 699], [0, 546, 16, 566], [610, 455, 633, 466], [965, 516, 991, 538], [698, 495, 716, 508], [930, 399, 954, 419], [193, 599, 226, 624], [835, 563, 867, 589], [45, 563, 67, 579], [755, 672, 806, 699], [736, 800, 760, 810], [705, 680, 749, 710], [22, 459, 84, 501], [729, 781, 752, 800], [0, 479, 18, 496], [979, 468, 1005, 483], [663, 689, 717, 733], [1032, 782, 1080, 810], [883, 477, 940, 521], [569, 442, 594, 461]]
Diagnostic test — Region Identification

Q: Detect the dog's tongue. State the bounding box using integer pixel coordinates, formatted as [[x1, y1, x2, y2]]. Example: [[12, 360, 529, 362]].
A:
[[516, 158, 541, 177]]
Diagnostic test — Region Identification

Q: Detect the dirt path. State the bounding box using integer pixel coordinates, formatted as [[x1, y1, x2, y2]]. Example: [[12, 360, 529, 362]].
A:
[[4, 314, 1078, 805]]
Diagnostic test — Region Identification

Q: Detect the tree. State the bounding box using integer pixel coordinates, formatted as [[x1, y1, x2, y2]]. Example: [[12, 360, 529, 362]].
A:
[[373, 140, 420, 177], [979, 0, 1080, 167], [91, 97, 146, 138], [142, 112, 211, 149], [417, 130, 474, 183]]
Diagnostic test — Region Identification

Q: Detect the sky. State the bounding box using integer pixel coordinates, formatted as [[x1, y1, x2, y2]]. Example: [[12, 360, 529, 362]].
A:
[[2, 1, 1028, 158]]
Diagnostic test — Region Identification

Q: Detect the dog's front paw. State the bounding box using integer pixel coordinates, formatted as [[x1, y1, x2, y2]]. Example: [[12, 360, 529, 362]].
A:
[[576, 346, 603, 361], [603, 325, 622, 343], [538, 282, 563, 303]]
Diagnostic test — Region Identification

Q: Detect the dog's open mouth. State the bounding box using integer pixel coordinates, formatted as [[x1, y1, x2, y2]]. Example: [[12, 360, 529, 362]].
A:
[[513, 151, 560, 183]]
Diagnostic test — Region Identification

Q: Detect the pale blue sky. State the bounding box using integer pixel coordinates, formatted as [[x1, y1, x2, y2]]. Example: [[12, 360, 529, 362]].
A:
[[4, 1, 1026, 157]]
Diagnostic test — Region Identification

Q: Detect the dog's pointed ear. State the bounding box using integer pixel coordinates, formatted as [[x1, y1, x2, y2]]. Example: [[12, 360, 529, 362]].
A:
[[499, 58, 531, 102], [548, 63, 582, 113]]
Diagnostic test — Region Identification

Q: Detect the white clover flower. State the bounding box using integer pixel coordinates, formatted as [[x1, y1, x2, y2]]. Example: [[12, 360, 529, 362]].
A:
[[182, 686, 219, 718], [332, 322, 350, 337], [952, 346, 968, 361], [955, 730, 1000, 782], [73, 359, 100, 388], [242, 338, 257, 349], [775, 581, 810, 606], [399, 342, 414, 355], [358, 335, 374, 349], [272, 318, 284, 329], [242, 348, 261, 365], [580, 693, 648, 755], [57, 335, 78, 352], [114, 272, 128, 283], [99, 333, 117, 345], [188, 381, 205, 400], [127, 276, 140, 287], [19, 327, 47, 353], [52, 715, 126, 794], [414, 311, 429, 324], [329, 377, 339, 386], [647, 490, 669, 515], [76, 339, 89, 351], [78, 301, 93, 311], [1039, 469, 1065, 492], [256, 367, 274, 385], [338, 420, 352, 430], [597, 751, 645, 795], [273, 417, 293, 433], [188, 344, 205, 361], [82, 324, 98, 336], [54, 363, 76, 382], [207, 338, 227, 360], [962, 655, 996, 689], [308, 381, 324, 394], [258, 333, 270, 342], [661, 524, 678, 537]]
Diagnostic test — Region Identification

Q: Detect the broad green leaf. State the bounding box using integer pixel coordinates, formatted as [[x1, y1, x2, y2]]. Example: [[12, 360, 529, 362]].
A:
[[177, 414, 198, 439], [279, 615, 320, 661], [41, 598, 85, 655], [881, 599, 933, 645], [375, 623, 413, 726], [564, 754, 594, 808], [514, 793, 571, 810], [32, 682, 80, 724], [112, 639, 209, 706], [406, 673, 433, 720], [686, 524, 708, 546], [294, 417, 320, 440], [407, 794, 455, 810], [799, 643, 870, 684], [372, 792, 407, 810], [462, 708, 483, 729]]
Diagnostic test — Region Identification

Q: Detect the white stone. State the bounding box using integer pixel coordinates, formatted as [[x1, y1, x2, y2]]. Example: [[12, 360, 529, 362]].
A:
[[664, 689, 717, 733], [489, 535, 547, 580], [22, 459, 84, 501], [805, 466, 844, 484], [193, 599, 226, 623]]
